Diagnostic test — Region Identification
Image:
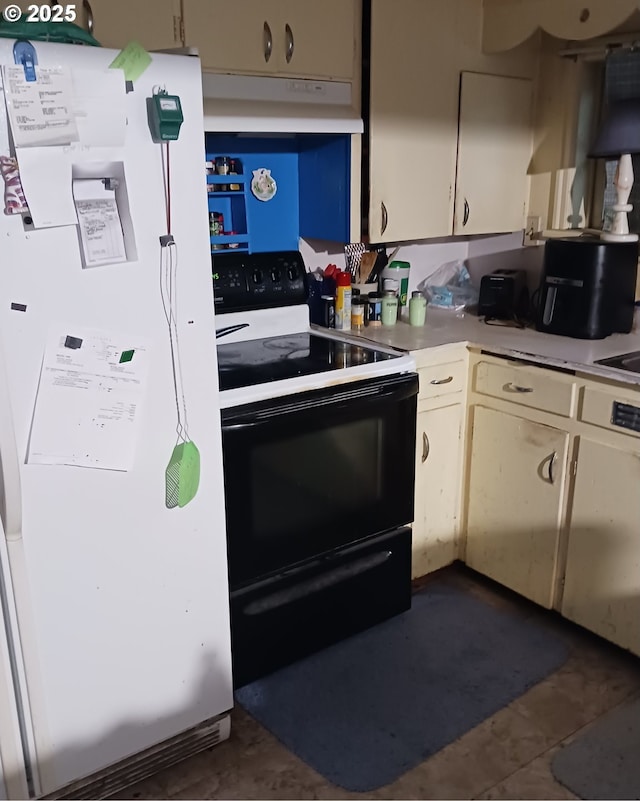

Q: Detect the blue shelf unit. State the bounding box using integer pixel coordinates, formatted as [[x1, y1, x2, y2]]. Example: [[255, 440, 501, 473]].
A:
[[205, 133, 351, 255]]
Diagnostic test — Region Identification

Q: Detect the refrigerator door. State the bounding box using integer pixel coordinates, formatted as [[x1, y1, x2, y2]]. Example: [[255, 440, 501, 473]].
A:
[[0, 43, 232, 794]]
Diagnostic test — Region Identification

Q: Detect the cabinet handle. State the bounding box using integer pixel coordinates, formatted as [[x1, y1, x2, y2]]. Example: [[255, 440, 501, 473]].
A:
[[547, 451, 557, 484], [507, 383, 534, 393], [285, 23, 295, 63], [263, 21, 273, 63], [381, 201, 388, 237], [463, 198, 470, 227], [422, 432, 430, 463], [430, 376, 454, 385], [83, 0, 93, 34]]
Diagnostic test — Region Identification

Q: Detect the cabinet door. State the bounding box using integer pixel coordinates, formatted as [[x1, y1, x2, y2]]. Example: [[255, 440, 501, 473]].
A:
[[184, 0, 356, 79], [83, 0, 181, 51], [412, 404, 462, 579], [562, 438, 640, 656], [465, 406, 569, 608], [454, 72, 533, 235], [368, 0, 459, 242], [277, 0, 356, 80], [183, 0, 277, 74]]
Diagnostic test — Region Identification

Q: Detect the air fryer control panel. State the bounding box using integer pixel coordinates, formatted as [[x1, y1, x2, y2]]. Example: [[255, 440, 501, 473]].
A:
[[212, 251, 307, 313]]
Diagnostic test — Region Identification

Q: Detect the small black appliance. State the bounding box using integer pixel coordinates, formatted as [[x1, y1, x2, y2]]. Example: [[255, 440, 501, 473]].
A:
[[478, 269, 528, 320], [535, 237, 639, 340]]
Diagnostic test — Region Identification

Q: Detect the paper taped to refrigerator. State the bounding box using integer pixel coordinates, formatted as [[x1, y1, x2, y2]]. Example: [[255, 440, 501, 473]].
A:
[[1, 65, 79, 147], [72, 68, 127, 147], [28, 326, 150, 470], [73, 178, 126, 266], [15, 146, 77, 228]]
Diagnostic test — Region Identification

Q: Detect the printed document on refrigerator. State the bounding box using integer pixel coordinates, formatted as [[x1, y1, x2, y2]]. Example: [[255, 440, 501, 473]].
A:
[[28, 326, 150, 471], [73, 178, 126, 267], [1, 65, 79, 147]]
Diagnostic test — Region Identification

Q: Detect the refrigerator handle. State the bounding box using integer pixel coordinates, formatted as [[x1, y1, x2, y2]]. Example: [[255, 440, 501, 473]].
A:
[[0, 351, 22, 541]]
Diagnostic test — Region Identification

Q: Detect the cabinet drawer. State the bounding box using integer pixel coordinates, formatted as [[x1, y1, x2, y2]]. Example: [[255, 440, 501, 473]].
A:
[[579, 386, 640, 440], [473, 360, 575, 417], [418, 360, 466, 400]]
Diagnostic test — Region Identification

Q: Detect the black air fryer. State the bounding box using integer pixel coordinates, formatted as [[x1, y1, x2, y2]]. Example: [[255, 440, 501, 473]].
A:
[[536, 237, 639, 339]]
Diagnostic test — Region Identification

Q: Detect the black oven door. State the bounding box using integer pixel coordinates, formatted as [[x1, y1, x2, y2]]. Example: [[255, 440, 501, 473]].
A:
[[221, 372, 418, 589]]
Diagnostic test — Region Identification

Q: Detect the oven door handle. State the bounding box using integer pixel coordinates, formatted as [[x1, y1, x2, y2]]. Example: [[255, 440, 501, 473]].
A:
[[223, 373, 419, 427]]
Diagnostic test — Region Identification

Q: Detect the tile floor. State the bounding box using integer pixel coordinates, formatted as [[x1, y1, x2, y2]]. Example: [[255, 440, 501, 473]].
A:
[[113, 565, 640, 800]]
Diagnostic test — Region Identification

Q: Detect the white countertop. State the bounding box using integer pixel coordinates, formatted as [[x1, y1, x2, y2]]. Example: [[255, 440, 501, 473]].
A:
[[318, 308, 640, 387]]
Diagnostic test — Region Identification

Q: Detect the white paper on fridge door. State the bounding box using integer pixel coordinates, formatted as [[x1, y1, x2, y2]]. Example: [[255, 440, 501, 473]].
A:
[[15, 147, 78, 228], [1, 65, 79, 147], [28, 326, 150, 471], [72, 68, 127, 147], [73, 178, 126, 266]]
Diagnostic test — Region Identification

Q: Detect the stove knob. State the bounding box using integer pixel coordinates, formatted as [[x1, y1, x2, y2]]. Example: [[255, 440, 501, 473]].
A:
[[287, 265, 298, 281], [252, 268, 263, 284], [271, 267, 281, 282]]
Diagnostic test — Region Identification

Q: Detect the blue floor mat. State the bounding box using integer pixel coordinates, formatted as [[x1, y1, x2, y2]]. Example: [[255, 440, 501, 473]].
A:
[[552, 695, 640, 800], [236, 579, 569, 792]]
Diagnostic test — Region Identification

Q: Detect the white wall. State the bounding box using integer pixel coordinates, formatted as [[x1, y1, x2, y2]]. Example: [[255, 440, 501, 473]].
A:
[[300, 231, 542, 295]]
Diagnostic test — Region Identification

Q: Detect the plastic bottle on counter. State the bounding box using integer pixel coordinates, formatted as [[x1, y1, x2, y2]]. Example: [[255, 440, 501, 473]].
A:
[[409, 291, 427, 326], [381, 291, 398, 326], [335, 270, 352, 330]]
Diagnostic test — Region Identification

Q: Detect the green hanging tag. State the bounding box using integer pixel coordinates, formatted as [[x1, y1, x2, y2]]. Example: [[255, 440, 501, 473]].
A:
[[165, 440, 200, 509]]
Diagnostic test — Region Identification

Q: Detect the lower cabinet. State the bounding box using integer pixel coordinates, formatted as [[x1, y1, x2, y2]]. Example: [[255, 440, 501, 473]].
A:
[[561, 437, 640, 656], [412, 403, 463, 578], [464, 405, 569, 608]]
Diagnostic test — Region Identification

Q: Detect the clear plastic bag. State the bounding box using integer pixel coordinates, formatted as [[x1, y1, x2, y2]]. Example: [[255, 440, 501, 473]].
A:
[[417, 260, 478, 311]]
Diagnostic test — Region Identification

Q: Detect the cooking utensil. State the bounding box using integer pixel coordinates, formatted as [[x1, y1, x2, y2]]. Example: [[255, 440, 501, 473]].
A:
[[344, 242, 366, 283]]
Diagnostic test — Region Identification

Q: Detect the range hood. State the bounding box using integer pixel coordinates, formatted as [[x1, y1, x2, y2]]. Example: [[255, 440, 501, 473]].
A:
[[202, 73, 363, 135]]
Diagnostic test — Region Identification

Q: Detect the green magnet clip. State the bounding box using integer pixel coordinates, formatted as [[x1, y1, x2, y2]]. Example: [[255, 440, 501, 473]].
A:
[[119, 349, 135, 363]]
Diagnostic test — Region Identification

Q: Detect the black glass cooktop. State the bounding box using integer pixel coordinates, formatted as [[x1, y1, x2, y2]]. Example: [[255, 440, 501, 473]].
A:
[[217, 332, 399, 391]]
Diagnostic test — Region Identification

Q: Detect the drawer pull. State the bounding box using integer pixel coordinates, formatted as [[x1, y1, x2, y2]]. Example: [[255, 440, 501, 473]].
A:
[[547, 451, 557, 484], [507, 383, 534, 393], [430, 376, 454, 385], [422, 432, 430, 463]]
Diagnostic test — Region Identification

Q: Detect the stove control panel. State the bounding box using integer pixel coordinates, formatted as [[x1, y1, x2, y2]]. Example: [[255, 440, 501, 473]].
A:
[[213, 251, 308, 313]]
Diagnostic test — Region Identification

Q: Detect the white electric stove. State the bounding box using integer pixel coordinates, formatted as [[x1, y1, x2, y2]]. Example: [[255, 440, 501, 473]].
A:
[[213, 250, 416, 408]]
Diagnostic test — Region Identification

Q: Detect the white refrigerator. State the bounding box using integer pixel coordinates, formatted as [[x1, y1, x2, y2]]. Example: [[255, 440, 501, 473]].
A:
[[0, 40, 233, 798]]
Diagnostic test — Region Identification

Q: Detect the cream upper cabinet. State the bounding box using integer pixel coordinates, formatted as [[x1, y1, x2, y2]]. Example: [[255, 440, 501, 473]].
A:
[[183, 0, 357, 80], [464, 405, 569, 608], [413, 403, 463, 578], [483, 0, 640, 52], [368, 0, 459, 242], [367, 0, 538, 243], [454, 72, 533, 236], [561, 437, 640, 657], [81, 0, 181, 50]]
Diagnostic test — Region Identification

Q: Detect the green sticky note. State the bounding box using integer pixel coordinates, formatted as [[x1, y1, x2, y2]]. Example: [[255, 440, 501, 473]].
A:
[[109, 41, 152, 83], [119, 349, 135, 363]]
